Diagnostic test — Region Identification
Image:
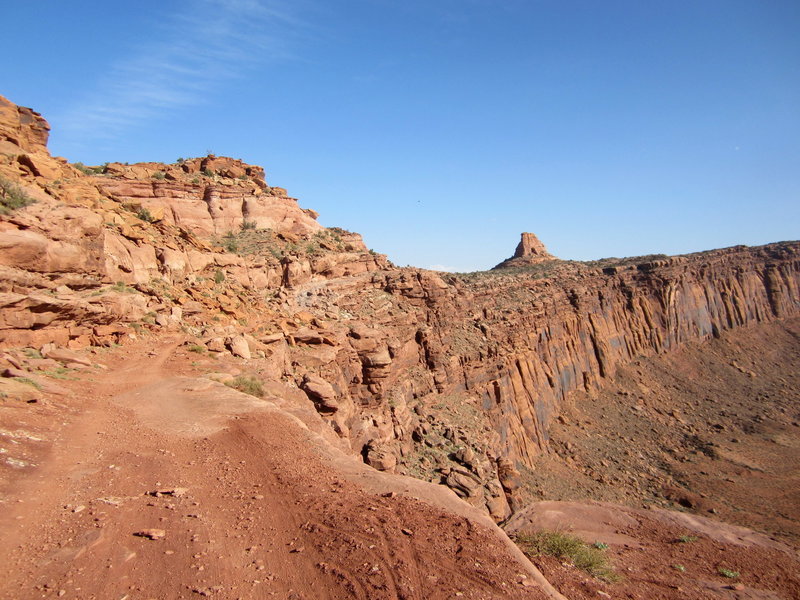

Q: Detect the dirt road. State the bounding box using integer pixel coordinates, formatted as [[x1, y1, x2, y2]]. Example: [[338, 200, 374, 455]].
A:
[[0, 339, 554, 600]]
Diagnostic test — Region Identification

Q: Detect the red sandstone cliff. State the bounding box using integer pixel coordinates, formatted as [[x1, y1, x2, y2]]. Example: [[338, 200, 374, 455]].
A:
[[2, 94, 799, 522], [281, 243, 799, 518], [0, 94, 386, 347]]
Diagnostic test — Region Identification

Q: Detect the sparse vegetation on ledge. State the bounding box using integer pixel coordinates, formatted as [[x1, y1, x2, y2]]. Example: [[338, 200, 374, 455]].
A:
[[72, 162, 108, 175], [0, 175, 36, 215], [515, 530, 619, 582], [225, 375, 264, 398]]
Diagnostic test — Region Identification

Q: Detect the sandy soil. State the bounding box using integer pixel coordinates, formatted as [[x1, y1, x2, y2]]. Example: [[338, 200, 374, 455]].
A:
[[506, 500, 800, 600], [0, 338, 552, 600], [2, 319, 799, 600]]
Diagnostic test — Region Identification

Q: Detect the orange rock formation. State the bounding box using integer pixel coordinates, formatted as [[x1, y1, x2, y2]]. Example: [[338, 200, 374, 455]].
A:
[[2, 93, 799, 522]]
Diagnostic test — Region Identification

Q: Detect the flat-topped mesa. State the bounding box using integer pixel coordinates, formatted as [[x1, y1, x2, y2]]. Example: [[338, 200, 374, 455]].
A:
[[493, 232, 555, 269]]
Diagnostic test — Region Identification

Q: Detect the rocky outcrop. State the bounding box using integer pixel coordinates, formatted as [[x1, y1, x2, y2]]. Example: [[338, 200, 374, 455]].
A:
[[283, 242, 800, 517], [2, 93, 800, 522], [94, 159, 323, 238], [494, 232, 554, 269], [0, 95, 387, 347]]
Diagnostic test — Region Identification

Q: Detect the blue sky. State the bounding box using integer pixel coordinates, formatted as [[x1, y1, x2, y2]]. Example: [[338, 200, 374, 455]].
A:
[[2, 0, 798, 271]]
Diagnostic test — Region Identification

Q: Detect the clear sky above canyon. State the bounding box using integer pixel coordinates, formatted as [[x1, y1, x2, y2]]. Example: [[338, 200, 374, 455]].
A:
[[2, 0, 798, 271]]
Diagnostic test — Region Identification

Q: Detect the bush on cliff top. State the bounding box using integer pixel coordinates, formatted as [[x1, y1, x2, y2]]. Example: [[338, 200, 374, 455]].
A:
[[516, 531, 618, 582], [0, 176, 36, 215], [225, 375, 264, 398]]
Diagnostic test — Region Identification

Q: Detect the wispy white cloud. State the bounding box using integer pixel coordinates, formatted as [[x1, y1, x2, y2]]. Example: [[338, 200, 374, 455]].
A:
[[427, 264, 458, 272], [58, 0, 307, 145]]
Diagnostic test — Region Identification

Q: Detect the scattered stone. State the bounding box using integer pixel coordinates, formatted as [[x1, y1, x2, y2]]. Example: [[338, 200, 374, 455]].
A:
[[149, 487, 189, 498], [300, 374, 338, 413], [227, 336, 251, 360], [133, 529, 166, 540]]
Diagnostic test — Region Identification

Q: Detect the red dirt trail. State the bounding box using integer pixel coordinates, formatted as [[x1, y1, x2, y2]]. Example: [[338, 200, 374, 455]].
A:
[[0, 339, 556, 600]]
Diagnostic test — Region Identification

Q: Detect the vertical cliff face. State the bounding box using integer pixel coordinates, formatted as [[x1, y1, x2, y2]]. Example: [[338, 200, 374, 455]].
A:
[[2, 93, 799, 522], [291, 242, 800, 517], [443, 246, 800, 466]]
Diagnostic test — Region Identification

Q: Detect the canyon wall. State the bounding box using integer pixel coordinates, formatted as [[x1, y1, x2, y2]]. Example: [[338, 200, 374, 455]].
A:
[[0, 94, 386, 347], [3, 93, 800, 521], [283, 242, 800, 519]]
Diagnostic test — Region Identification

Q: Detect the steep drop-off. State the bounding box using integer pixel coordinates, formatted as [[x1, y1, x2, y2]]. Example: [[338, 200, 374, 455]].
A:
[[1, 93, 799, 524]]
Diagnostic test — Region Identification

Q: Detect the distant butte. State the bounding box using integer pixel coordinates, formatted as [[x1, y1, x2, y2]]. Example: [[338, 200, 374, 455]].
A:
[[493, 232, 555, 269]]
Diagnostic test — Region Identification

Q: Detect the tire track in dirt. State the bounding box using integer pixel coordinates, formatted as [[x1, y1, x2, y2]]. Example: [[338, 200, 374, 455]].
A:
[[1, 338, 557, 599]]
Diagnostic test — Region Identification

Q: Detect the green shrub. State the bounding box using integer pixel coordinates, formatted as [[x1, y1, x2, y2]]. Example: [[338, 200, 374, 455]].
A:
[[718, 568, 739, 579], [0, 176, 36, 215], [222, 233, 238, 253], [72, 162, 107, 175], [677, 535, 698, 543], [17, 377, 42, 390], [187, 344, 207, 354], [202, 168, 214, 177], [42, 367, 76, 380], [72, 161, 93, 175], [136, 207, 155, 222], [152, 171, 166, 180], [110, 281, 138, 294], [516, 531, 618, 582], [213, 269, 225, 284], [241, 219, 256, 230], [225, 375, 264, 398]]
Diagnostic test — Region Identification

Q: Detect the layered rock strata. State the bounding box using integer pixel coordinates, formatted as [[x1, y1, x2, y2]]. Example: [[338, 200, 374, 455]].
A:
[[283, 242, 800, 519], [0, 95, 387, 347], [2, 93, 800, 521], [494, 232, 554, 269]]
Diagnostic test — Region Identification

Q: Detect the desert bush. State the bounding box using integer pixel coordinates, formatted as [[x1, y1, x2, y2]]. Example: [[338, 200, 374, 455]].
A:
[[72, 161, 93, 175], [136, 207, 155, 222], [225, 375, 264, 398], [222, 232, 238, 253], [152, 171, 166, 180], [516, 531, 618, 582], [111, 281, 138, 294], [718, 568, 739, 578], [72, 162, 107, 175], [0, 176, 36, 215]]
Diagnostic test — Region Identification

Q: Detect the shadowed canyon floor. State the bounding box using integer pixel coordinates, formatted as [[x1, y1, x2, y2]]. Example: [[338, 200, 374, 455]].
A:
[[525, 318, 800, 546]]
